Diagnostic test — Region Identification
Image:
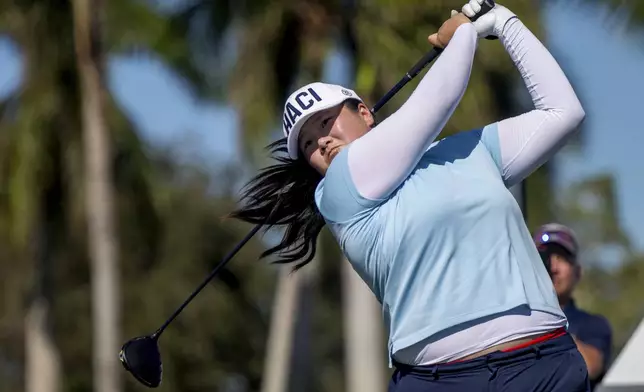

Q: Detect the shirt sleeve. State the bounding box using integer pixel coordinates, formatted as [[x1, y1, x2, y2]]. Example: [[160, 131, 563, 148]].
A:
[[347, 23, 478, 201], [478, 18, 586, 188], [316, 147, 380, 222]]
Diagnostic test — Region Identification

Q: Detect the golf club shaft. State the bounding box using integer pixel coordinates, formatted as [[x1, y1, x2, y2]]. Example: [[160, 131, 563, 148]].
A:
[[371, 48, 444, 114], [153, 222, 264, 337], [152, 1, 497, 338], [371, 0, 495, 115]]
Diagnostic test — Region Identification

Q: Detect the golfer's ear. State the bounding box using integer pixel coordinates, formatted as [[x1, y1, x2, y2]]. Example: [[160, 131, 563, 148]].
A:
[[358, 103, 375, 127]]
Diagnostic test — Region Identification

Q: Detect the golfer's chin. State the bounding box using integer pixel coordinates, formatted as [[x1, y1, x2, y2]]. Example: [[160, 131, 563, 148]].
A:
[[313, 146, 345, 176]]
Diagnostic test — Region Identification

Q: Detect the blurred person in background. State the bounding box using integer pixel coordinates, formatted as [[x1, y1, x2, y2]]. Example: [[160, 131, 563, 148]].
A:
[[534, 223, 613, 389]]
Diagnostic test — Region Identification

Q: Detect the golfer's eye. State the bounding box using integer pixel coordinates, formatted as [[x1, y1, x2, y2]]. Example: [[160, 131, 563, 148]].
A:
[[321, 117, 331, 128], [303, 140, 312, 149]]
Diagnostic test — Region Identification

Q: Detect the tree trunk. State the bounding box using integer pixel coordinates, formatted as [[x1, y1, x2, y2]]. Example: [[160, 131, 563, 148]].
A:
[[288, 262, 316, 392], [338, 0, 387, 385], [25, 220, 61, 392], [342, 259, 387, 392], [260, 261, 317, 392], [25, 299, 61, 392], [72, 1, 121, 391], [260, 268, 299, 392]]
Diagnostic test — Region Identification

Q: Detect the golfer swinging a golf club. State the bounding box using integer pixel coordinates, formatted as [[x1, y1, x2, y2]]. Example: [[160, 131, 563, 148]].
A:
[[234, 0, 588, 390]]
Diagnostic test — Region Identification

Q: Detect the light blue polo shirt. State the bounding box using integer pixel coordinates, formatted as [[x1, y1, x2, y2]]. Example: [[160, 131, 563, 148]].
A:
[[314, 124, 564, 364]]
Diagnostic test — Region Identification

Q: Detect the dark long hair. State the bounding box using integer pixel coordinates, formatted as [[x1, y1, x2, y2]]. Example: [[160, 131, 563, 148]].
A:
[[229, 137, 325, 270], [231, 99, 363, 270]]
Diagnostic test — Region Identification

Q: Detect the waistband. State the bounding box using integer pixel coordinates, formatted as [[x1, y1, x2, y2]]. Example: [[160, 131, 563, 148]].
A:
[[447, 327, 567, 364], [499, 327, 567, 353], [392, 330, 575, 378]]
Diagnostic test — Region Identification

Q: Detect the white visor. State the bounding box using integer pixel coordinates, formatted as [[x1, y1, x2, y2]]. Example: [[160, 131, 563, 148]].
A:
[[282, 82, 363, 159]]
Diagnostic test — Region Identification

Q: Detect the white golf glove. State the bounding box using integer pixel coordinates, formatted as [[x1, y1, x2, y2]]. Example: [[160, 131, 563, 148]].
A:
[[460, 0, 517, 39]]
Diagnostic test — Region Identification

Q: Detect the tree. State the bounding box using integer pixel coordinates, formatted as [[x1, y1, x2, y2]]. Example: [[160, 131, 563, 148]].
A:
[[72, 0, 122, 391], [0, 1, 204, 390], [555, 173, 644, 363], [117, 159, 276, 391]]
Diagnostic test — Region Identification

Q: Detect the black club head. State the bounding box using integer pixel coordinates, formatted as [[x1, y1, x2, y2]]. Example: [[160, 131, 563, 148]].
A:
[[119, 336, 162, 388]]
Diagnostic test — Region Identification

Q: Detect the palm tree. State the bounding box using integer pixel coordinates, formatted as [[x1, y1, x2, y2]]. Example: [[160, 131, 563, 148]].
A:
[[0, 1, 205, 391], [261, 261, 318, 392], [72, 0, 122, 391]]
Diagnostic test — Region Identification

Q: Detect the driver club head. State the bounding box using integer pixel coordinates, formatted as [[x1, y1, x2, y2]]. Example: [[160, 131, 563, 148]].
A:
[[119, 335, 162, 388]]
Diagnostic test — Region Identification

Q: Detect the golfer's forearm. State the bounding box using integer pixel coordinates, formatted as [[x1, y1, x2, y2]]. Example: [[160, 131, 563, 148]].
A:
[[500, 18, 583, 114], [492, 18, 585, 187], [348, 23, 477, 200]]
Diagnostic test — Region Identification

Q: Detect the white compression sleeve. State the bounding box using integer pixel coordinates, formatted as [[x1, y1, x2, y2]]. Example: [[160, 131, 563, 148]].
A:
[[348, 23, 478, 200], [494, 18, 585, 187]]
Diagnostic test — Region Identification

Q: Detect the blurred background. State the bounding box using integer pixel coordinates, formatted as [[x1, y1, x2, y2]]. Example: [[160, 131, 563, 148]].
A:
[[0, 0, 643, 391]]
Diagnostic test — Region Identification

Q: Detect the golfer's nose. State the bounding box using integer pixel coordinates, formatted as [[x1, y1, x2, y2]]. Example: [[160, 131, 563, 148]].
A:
[[318, 136, 333, 152]]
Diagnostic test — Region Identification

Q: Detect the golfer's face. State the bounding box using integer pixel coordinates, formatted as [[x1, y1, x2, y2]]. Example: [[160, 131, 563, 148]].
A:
[[299, 103, 372, 175]]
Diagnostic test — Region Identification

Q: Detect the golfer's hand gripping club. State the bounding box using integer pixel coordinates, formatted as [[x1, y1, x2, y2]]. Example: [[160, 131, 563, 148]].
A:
[[371, 0, 495, 114]]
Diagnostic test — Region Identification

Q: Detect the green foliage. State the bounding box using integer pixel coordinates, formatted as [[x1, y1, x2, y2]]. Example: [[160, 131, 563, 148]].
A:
[[576, 257, 644, 362], [106, 0, 208, 98], [187, 0, 548, 162], [56, 159, 275, 392], [1, 0, 643, 391], [558, 174, 633, 257], [0, 1, 274, 391], [0, 152, 276, 391], [552, 173, 644, 364]]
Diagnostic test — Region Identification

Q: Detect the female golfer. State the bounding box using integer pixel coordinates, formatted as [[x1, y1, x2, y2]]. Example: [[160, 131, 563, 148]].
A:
[[233, 1, 588, 390]]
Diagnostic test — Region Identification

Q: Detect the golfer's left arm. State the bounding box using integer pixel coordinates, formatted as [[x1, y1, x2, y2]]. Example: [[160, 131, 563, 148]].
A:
[[483, 16, 585, 187]]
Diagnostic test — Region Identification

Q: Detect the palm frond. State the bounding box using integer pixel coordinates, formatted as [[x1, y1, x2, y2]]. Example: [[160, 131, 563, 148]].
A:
[[0, 0, 18, 38], [226, 1, 344, 162], [0, 92, 18, 123], [106, 0, 210, 98]]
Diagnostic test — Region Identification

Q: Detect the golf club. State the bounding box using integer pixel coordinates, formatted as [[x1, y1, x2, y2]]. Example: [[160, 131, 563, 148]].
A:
[[119, 222, 264, 388], [119, 1, 496, 388]]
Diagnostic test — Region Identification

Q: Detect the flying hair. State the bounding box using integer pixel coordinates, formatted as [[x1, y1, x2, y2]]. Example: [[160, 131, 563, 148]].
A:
[[230, 99, 363, 270]]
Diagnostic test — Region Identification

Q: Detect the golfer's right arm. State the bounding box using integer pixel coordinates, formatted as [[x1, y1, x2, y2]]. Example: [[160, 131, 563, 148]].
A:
[[347, 23, 478, 201], [483, 16, 585, 187]]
